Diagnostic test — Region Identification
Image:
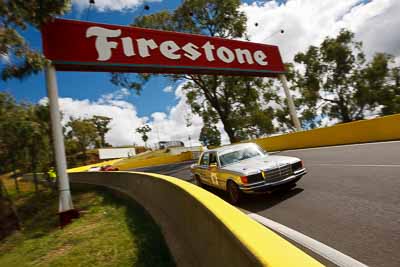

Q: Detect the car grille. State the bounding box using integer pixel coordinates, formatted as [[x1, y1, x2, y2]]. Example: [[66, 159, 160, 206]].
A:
[[266, 164, 293, 182], [247, 163, 302, 184]]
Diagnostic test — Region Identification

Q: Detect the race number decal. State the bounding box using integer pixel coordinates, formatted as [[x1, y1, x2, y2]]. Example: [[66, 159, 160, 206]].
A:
[[211, 173, 218, 185]]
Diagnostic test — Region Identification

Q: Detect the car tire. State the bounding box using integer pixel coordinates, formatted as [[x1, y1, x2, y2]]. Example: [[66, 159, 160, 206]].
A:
[[227, 181, 242, 205], [194, 175, 203, 188]]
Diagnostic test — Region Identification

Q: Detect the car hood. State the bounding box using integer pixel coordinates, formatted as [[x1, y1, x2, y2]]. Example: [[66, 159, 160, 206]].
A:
[[221, 155, 300, 175]]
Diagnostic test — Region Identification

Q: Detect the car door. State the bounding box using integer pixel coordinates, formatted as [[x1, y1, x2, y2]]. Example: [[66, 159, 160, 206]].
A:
[[208, 152, 221, 188], [198, 152, 212, 185]]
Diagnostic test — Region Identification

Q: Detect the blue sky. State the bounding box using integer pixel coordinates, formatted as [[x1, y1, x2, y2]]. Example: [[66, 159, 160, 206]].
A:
[[1, 0, 398, 146], [0, 0, 184, 117], [0, 0, 260, 117]]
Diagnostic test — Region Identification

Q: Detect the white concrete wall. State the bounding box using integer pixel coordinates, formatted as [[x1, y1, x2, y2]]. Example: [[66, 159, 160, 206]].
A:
[[168, 146, 202, 155], [98, 148, 136, 159]]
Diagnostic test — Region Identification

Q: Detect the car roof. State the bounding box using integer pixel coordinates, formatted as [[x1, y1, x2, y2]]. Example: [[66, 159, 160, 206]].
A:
[[205, 143, 257, 154]]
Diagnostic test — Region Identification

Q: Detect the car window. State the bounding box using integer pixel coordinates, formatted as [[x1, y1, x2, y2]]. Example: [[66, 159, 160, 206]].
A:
[[200, 153, 209, 166], [209, 153, 218, 166], [219, 146, 263, 167]]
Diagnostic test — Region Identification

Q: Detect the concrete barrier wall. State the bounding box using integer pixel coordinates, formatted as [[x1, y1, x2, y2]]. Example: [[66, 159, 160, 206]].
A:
[[67, 152, 194, 173], [69, 114, 399, 172], [68, 158, 122, 173], [69, 171, 323, 267], [253, 114, 400, 152], [112, 151, 193, 170]]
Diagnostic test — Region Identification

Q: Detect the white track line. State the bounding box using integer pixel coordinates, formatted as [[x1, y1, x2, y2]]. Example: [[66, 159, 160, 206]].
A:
[[308, 164, 400, 167], [280, 140, 400, 152], [248, 213, 368, 267]]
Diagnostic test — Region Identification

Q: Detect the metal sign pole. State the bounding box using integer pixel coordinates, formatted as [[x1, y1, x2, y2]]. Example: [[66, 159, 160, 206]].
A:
[[45, 63, 78, 226], [279, 74, 302, 131]]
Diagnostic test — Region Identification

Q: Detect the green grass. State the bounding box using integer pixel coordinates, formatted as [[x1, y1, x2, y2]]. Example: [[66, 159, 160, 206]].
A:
[[0, 179, 175, 267]]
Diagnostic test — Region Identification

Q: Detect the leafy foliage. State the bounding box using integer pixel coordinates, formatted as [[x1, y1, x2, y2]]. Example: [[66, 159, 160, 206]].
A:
[[199, 123, 221, 146], [0, 93, 53, 193], [90, 115, 112, 148], [65, 118, 98, 158], [0, 0, 71, 80], [115, 0, 276, 143], [292, 29, 399, 124], [136, 124, 152, 146]]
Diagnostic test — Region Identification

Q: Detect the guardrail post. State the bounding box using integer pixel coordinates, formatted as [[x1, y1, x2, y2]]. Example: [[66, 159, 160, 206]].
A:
[[45, 63, 79, 226], [279, 74, 302, 131]]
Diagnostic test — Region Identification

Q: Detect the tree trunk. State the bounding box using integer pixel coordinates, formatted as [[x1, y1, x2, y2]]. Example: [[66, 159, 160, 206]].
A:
[[338, 96, 352, 123], [11, 156, 19, 194], [221, 118, 239, 143], [100, 134, 106, 148], [31, 146, 38, 194]]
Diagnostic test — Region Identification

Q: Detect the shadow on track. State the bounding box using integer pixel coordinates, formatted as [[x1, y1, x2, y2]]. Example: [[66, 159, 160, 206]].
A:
[[237, 187, 304, 213], [197, 184, 304, 212]]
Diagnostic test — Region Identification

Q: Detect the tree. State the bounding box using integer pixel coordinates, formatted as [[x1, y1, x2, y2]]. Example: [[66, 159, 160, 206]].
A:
[[136, 125, 152, 147], [373, 63, 400, 115], [0, 0, 71, 80], [90, 115, 112, 148], [199, 124, 221, 147], [113, 0, 277, 143], [0, 93, 24, 192], [65, 118, 98, 159], [0, 93, 53, 192], [293, 29, 398, 124]]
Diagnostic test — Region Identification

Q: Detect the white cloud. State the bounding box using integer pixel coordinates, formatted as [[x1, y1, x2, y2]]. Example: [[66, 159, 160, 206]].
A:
[[147, 83, 230, 146], [40, 0, 400, 147], [241, 0, 400, 62], [0, 53, 10, 63], [40, 92, 146, 146], [240, 0, 400, 128], [162, 85, 173, 93], [72, 0, 161, 12], [99, 88, 131, 102], [39, 84, 229, 148]]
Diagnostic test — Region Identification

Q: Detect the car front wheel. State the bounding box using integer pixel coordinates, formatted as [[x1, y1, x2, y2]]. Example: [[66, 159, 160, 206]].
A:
[[227, 181, 242, 205]]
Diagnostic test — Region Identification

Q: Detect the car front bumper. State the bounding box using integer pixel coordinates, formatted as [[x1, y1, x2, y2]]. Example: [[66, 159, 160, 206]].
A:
[[239, 168, 307, 193]]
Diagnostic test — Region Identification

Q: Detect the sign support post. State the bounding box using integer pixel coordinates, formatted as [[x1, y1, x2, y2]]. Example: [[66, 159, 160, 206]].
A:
[[45, 63, 78, 226], [279, 74, 302, 131]]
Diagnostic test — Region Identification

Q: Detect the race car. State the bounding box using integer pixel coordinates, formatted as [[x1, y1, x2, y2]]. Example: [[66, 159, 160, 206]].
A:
[[190, 143, 306, 204]]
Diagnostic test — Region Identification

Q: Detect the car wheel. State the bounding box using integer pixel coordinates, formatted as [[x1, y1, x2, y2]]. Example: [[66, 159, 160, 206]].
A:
[[227, 181, 242, 205], [194, 175, 203, 188]]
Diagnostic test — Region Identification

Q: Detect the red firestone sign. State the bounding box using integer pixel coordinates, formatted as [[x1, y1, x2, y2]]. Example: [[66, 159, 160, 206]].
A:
[[42, 19, 285, 76]]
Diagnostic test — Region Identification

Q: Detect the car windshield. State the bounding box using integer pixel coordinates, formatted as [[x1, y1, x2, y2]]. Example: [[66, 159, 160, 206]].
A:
[[219, 145, 264, 167]]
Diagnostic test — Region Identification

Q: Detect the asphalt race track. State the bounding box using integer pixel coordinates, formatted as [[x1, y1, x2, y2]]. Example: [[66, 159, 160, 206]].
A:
[[131, 141, 400, 267]]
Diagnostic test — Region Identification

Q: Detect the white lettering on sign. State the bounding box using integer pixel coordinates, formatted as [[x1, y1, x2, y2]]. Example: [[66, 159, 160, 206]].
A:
[[137, 38, 158, 58], [254, 50, 268, 66], [235, 48, 254, 64], [86, 26, 270, 66], [217, 46, 235, 63], [86, 27, 121, 61], [202, 41, 216, 62], [182, 43, 201, 61], [121, 37, 135, 57], [160, 40, 181, 60]]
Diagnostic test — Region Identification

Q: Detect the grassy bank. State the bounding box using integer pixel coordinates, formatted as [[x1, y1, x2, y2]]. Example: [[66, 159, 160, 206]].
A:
[[0, 178, 175, 267]]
